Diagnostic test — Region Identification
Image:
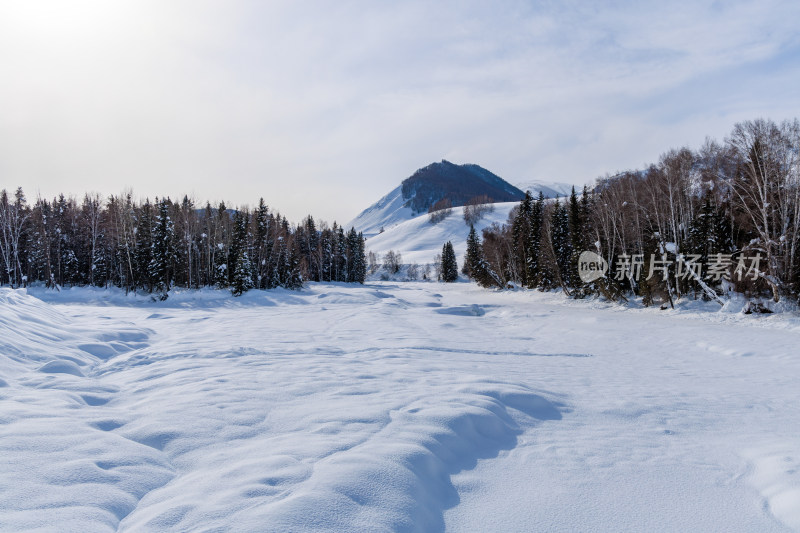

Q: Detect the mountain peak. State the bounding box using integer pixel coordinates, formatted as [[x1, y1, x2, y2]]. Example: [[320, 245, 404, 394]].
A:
[[347, 161, 524, 237], [399, 161, 524, 215]]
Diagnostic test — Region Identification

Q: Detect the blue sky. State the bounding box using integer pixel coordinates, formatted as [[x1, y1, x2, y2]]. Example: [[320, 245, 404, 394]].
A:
[[1, 0, 798, 223]]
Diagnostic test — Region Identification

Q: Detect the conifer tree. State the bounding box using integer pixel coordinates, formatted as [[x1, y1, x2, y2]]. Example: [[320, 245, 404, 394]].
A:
[[567, 186, 585, 290], [319, 229, 333, 282], [526, 192, 544, 288], [335, 225, 347, 282], [230, 211, 254, 296], [149, 198, 174, 299], [213, 201, 229, 288], [463, 225, 482, 278], [344, 228, 366, 283], [356, 231, 367, 283], [254, 198, 270, 288], [463, 224, 499, 287], [511, 191, 533, 285], [231, 246, 254, 296], [550, 200, 572, 290], [135, 199, 154, 291], [441, 241, 458, 282], [285, 238, 304, 289]]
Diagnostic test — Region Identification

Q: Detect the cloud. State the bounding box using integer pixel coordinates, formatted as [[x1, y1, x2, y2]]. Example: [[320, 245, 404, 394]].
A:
[[0, 0, 798, 223]]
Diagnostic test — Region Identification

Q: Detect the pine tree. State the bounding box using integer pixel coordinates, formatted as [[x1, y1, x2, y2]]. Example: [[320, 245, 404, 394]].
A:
[[344, 228, 366, 283], [254, 198, 270, 288], [149, 198, 174, 299], [356, 232, 367, 283], [335, 225, 347, 282], [303, 215, 320, 282], [320, 228, 333, 282], [463, 224, 498, 287], [526, 192, 544, 288], [231, 247, 254, 296], [230, 211, 254, 296], [511, 191, 533, 285], [550, 200, 572, 289], [285, 238, 304, 289], [441, 241, 458, 282], [135, 199, 154, 291], [463, 225, 481, 278], [567, 186, 585, 291], [213, 202, 229, 288]]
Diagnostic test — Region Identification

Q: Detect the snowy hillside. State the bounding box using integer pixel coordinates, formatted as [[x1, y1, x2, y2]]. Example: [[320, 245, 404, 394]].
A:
[[365, 202, 517, 266], [514, 179, 578, 199], [348, 170, 576, 239], [345, 185, 415, 238], [2, 284, 800, 532]]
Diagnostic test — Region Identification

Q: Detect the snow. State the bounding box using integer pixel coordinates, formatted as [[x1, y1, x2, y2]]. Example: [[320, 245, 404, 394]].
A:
[[2, 283, 800, 532], [513, 180, 577, 199], [345, 185, 415, 237], [348, 180, 573, 238], [365, 202, 517, 266]]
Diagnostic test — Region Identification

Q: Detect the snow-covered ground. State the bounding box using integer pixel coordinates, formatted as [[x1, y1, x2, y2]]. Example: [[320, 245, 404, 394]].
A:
[[2, 283, 800, 532]]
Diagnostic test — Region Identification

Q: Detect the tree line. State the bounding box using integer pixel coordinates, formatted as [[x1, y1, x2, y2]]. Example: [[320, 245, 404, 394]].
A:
[[462, 118, 800, 307], [0, 192, 366, 297]]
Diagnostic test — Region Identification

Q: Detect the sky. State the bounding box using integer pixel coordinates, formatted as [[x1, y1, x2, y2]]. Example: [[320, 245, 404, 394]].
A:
[[1, 0, 799, 224]]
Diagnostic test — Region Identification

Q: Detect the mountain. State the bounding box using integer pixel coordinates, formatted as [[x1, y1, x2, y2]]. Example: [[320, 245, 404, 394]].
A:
[[399, 160, 524, 214], [348, 160, 524, 237]]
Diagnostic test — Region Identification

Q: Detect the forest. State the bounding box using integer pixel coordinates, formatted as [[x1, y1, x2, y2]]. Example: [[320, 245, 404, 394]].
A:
[[464, 118, 800, 307], [3, 117, 798, 306], [0, 193, 366, 298]]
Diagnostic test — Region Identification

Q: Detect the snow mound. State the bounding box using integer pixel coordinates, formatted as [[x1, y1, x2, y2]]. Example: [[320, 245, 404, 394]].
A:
[[38, 360, 85, 377], [743, 444, 800, 530], [0, 289, 172, 533], [120, 384, 560, 532], [435, 305, 486, 317]]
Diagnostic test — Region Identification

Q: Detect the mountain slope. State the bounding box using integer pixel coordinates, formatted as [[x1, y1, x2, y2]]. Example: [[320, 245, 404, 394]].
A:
[[344, 185, 414, 238], [514, 180, 577, 199], [365, 202, 518, 266]]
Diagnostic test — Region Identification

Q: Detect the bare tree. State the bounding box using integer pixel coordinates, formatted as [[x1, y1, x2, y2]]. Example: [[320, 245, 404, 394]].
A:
[[463, 195, 495, 225], [428, 198, 453, 224], [382, 250, 402, 274]]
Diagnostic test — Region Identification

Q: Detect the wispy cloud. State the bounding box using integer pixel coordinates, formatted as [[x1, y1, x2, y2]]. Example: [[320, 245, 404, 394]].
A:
[[1, 0, 798, 222]]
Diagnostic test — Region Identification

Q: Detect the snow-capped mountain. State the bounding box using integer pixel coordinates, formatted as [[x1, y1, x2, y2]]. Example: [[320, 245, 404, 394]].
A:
[[363, 182, 585, 267], [347, 160, 524, 237], [348, 161, 582, 238]]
